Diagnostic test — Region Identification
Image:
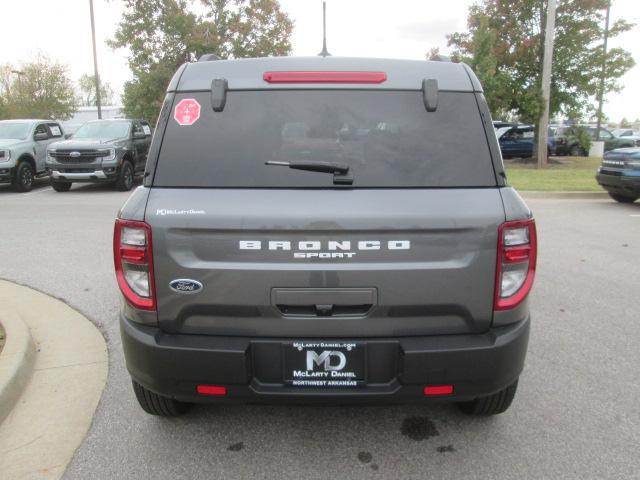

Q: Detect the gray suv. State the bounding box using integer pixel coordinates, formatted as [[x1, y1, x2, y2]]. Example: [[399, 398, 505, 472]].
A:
[[115, 56, 537, 417], [0, 119, 66, 192], [46, 119, 152, 192]]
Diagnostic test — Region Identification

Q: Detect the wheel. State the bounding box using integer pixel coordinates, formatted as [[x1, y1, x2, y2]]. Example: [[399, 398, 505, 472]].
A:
[[12, 161, 34, 192], [132, 380, 190, 416], [115, 161, 134, 191], [569, 145, 584, 157], [608, 192, 637, 204], [457, 380, 518, 416], [51, 181, 72, 192]]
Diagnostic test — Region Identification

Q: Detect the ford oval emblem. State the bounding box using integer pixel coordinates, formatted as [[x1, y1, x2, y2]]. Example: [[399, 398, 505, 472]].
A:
[[69, 151, 81, 158], [169, 279, 203, 294]]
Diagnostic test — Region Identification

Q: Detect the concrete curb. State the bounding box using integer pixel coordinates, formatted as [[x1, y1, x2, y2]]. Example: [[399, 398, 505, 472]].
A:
[[520, 191, 608, 199], [0, 280, 108, 479], [0, 312, 36, 426]]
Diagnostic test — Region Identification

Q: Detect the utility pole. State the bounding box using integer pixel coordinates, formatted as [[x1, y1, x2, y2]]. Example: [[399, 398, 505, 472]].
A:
[[595, 1, 611, 140], [10, 70, 24, 103], [89, 0, 102, 119], [537, 0, 557, 168]]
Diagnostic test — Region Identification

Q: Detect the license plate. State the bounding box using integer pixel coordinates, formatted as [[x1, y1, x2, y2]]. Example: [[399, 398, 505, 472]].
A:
[[284, 341, 365, 387]]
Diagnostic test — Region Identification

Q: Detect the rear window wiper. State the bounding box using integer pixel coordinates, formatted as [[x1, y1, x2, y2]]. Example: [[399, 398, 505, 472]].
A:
[[265, 160, 354, 185]]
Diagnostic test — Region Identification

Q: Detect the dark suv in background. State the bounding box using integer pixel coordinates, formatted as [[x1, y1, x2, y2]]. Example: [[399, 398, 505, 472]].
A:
[[497, 124, 556, 158], [46, 119, 152, 192], [596, 147, 640, 203], [116, 56, 536, 418]]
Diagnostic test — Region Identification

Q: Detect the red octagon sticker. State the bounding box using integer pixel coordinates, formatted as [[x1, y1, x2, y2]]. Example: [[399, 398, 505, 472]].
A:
[[174, 98, 201, 126]]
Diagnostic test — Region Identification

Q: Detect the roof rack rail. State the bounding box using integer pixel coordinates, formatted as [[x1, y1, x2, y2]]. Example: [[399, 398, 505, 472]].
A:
[[198, 54, 221, 62]]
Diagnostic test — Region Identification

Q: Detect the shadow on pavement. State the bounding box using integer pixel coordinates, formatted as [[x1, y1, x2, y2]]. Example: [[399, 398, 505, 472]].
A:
[[0, 178, 51, 194]]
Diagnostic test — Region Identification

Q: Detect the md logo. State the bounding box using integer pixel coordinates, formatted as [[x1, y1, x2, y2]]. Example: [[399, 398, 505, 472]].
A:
[[306, 350, 346, 371]]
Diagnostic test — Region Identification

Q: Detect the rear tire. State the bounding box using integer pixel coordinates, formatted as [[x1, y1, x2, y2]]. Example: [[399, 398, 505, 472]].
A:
[[115, 161, 134, 191], [569, 145, 584, 157], [608, 192, 637, 204], [132, 380, 190, 416], [51, 181, 72, 192], [457, 380, 518, 416], [12, 161, 34, 192]]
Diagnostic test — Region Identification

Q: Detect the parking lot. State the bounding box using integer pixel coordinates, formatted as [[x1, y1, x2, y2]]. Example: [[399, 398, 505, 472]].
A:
[[1, 181, 639, 479]]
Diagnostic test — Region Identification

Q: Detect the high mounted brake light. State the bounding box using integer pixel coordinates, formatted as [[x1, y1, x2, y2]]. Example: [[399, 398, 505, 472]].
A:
[[263, 71, 387, 84], [114, 219, 156, 310], [494, 219, 537, 310]]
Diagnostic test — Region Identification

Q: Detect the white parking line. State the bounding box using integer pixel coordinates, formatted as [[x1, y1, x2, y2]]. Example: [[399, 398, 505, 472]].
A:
[[23, 187, 52, 195]]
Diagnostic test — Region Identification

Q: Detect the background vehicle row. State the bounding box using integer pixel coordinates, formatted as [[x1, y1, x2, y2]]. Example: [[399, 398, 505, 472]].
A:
[[494, 122, 638, 159], [0, 118, 151, 192]]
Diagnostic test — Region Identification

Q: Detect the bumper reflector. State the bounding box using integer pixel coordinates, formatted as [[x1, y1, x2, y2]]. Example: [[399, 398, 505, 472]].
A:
[[197, 385, 227, 396], [423, 385, 454, 396]]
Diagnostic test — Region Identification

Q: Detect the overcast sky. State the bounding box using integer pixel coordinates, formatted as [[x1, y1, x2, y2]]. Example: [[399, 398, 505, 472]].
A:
[[1, 0, 638, 121]]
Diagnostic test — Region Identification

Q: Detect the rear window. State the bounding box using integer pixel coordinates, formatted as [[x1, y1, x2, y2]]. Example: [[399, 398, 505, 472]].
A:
[[154, 90, 496, 188]]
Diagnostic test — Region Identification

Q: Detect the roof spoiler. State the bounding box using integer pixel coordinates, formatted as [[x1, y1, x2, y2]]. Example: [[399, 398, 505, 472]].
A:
[[211, 78, 228, 112], [422, 79, 438, 112]]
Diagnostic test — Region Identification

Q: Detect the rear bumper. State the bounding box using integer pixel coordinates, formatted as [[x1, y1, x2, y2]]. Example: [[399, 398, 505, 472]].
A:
[[596, 170, 640, 196], [121, 314, 530, 404]]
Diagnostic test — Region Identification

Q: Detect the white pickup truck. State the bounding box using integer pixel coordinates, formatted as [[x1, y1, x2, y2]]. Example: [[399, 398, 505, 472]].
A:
[[0, 119, 65, 192]]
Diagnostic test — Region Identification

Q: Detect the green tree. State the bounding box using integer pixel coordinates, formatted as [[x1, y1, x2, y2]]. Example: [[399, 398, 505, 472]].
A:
[[619, 117, 630, 128], [0, 65, 12, 119], [457, 13, 512, 117], [77, 74, 115, 106], [0, 55, 76, 120], [448, 0, 635, 124], [110, 0, 293, 124]]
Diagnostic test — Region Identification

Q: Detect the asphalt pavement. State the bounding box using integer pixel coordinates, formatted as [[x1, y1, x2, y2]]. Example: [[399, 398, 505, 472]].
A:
[[0, 180, 639, 479]]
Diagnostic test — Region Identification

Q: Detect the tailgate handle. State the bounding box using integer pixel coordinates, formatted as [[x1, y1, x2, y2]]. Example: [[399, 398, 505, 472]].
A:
[[272, 288, 377, 317], [315, 304, 334, 316]]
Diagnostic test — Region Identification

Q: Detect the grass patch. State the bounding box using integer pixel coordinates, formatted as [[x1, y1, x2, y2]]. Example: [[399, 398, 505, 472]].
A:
[[504, 156, 602, 191]]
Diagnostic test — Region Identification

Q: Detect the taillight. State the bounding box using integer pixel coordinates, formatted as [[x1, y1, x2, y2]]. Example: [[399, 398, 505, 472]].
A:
[[114, 219, 156, 310], [494, 219, 537, 310]]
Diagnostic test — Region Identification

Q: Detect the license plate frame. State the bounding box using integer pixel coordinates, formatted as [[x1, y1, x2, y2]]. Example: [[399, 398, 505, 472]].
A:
[[283, 341, 366, 388]]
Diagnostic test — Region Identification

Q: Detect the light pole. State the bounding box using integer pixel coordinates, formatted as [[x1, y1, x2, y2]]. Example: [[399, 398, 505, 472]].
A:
[[89, 0, 102, 119]]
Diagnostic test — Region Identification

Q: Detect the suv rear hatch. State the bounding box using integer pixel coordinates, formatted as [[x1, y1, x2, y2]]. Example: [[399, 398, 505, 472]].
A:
[[147, 88, 504, 337]]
